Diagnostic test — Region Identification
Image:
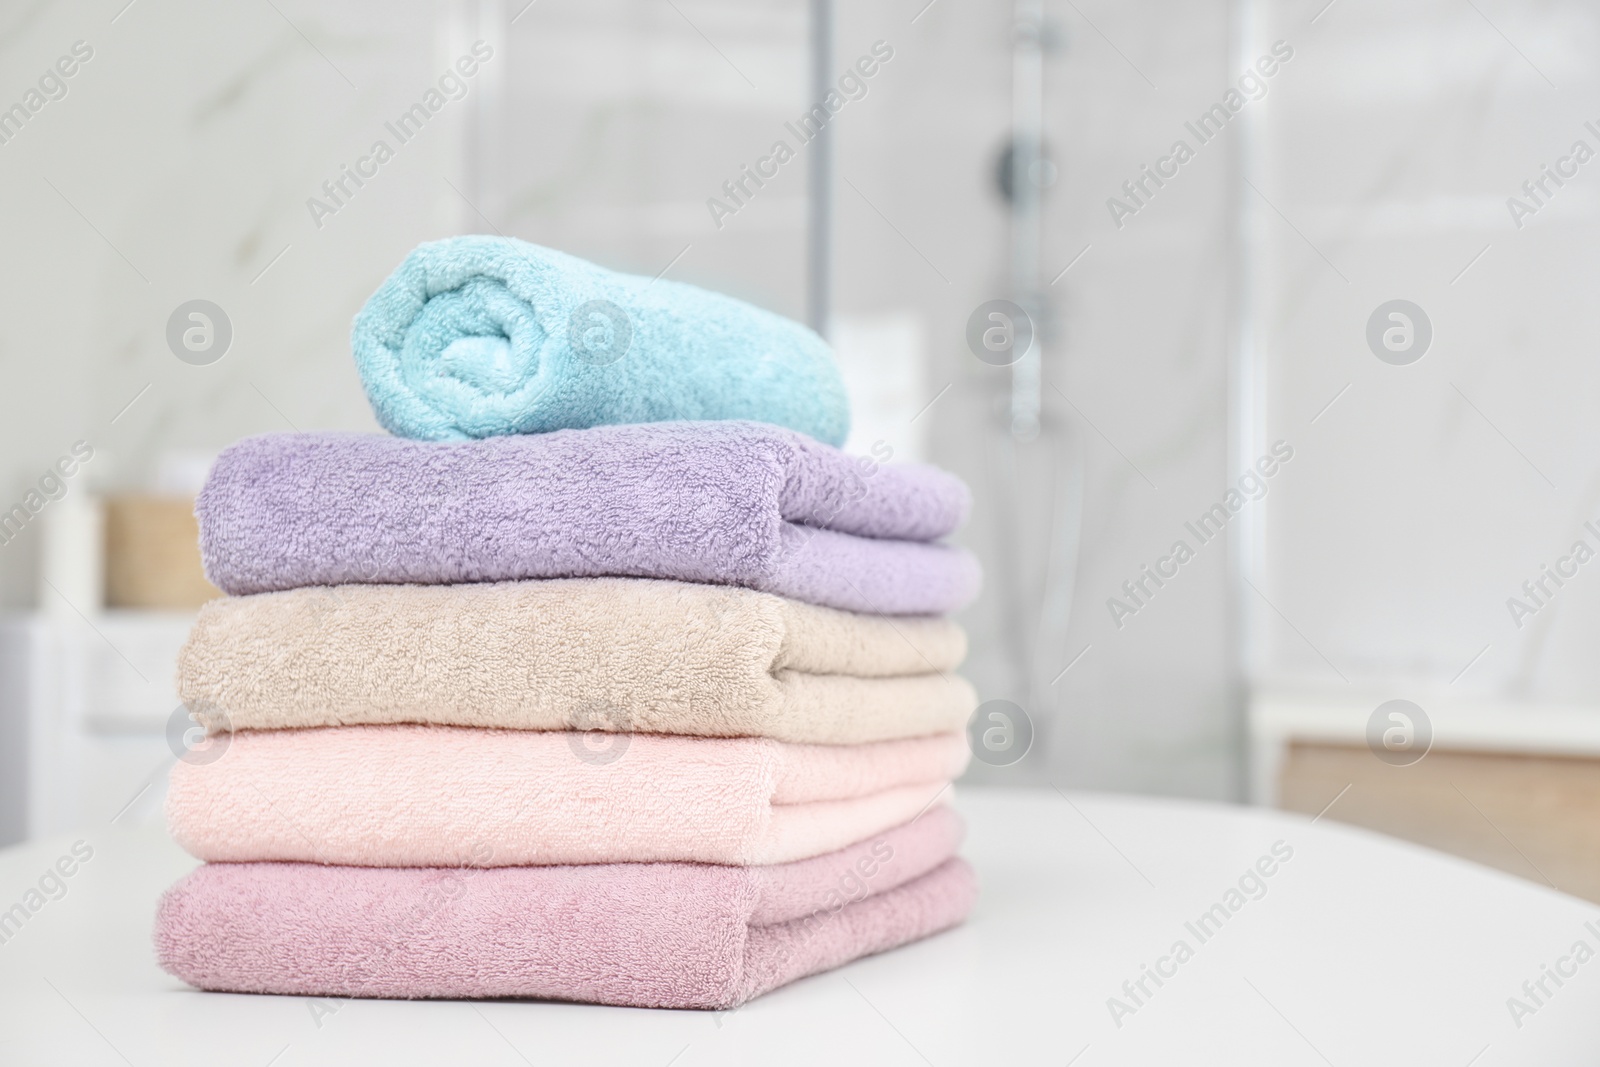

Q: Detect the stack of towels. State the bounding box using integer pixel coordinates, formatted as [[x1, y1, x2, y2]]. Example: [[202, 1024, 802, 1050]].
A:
[[154, 237, 983, 1009]]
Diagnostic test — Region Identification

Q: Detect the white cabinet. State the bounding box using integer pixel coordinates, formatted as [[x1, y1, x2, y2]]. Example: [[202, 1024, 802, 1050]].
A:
[[1, 612, 193, 844]]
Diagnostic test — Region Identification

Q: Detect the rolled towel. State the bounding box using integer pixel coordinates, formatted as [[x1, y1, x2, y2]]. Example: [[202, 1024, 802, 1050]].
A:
[[166, 725, 967, 867], [154, 808, 976, 1008], [179, 578, 975, 744], [197, 421, 980, 615], [351, 235, 850, 445]]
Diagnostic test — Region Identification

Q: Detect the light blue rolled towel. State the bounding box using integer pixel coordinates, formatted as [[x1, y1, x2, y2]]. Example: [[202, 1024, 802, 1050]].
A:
[[350, 236, 850, 445]]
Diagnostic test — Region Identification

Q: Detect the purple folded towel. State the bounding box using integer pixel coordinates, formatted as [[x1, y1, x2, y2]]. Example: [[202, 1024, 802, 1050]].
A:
[[197, 420, 980, 614], [155, 808, 976, 1009]]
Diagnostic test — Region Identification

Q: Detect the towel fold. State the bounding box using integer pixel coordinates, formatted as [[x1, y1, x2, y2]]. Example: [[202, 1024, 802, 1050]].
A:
[[196, 421, 979, 614], [350, 235, 851, 445], [178, 578, 974, 744], [167, 725, 967, 867], [154, 808, 975, 1008]]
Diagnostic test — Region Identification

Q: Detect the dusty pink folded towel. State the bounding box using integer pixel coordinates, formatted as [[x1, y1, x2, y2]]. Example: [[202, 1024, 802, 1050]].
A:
[[155, 808, 976, 1009], [167, 725, 967, 867]]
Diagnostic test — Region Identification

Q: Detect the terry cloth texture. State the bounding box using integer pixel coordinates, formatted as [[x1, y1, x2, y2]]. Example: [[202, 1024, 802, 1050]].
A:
[[154, 809, 976, 1008], [166, 725, 968, 868], [351, 235, 851, 446], [195, 421, 979, 615], [177, 578, 975, 745]]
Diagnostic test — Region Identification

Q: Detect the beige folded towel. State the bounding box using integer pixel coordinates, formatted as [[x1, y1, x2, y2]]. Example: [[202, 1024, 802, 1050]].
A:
[[178, 577, 975, 744]]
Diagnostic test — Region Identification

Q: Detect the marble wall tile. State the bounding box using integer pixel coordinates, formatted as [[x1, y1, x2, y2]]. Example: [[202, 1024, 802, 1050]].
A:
[[1250, 0, 1600, 704]]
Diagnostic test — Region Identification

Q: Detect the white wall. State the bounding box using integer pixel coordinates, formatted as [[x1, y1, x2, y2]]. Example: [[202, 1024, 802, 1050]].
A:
[[0, 0, 463, 605], [1248, 0, 1600, 708]]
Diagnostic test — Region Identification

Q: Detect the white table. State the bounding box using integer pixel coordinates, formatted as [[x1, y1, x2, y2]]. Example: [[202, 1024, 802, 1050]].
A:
[[0, 789, 1595, 1066]]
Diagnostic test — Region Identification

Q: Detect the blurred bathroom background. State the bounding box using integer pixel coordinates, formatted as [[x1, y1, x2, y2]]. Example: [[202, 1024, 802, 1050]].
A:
[[3, 0, 1598, 899]]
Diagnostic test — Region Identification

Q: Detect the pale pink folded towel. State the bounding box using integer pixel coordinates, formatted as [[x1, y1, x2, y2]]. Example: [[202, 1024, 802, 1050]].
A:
[[167, 725, 967, 867], [155, 808, 976, 1009]]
